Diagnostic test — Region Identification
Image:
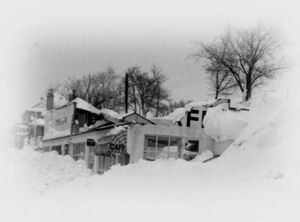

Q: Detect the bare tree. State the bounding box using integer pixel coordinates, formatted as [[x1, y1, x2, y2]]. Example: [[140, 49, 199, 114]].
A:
[[168, 99, 192, 113], [57, 67, 121, 108], [206, 62, 237, 99], [192, 25, 284, 101], [150, 64, 170, 117], [124, 66, 170, 117]]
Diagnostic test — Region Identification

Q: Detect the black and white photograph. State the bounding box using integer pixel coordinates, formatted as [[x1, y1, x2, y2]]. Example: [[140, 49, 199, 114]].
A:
[[0, 0, 299, 221]]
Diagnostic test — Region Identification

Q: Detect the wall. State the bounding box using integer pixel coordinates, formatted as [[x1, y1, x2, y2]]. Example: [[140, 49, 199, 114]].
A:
[[44, 103, 75, 140], [126, 124, 214, 163]]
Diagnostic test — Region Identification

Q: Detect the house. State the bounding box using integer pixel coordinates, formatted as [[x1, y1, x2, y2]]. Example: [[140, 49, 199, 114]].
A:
[[22, 89, 67, 147]]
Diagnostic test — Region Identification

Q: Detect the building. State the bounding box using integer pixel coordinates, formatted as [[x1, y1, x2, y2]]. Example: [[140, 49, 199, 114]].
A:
[[36, 89, 245, 174], [22, 89, 68, 148]]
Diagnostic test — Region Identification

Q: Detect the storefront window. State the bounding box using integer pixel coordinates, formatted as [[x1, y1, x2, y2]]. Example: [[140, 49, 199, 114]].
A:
[[144, 136, 182, 161], [169, 138, 181, 158], [144, 136, 157, 161]]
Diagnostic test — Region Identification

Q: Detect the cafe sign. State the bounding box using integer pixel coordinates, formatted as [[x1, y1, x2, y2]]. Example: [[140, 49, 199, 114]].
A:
[[12, 123, 31, 136]]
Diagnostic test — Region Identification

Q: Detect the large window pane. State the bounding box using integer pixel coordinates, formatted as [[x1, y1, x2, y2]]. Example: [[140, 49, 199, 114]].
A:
[[157, 137, 169, 159], [144, 136, 157, 161], [144, 135, 183, 161], [169, 137, 181, 158]]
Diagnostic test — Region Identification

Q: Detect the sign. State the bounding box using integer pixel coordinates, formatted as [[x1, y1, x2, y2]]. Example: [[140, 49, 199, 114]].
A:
[[178, 108, 203, 128], [12, 123, 31, 136], [87, 138, 96, 146], [44, 104, 75, 139]]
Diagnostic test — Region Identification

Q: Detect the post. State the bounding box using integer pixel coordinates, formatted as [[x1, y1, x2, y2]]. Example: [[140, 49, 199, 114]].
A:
[[125, 72, 129, 113], [69, 143, 74, 157], [84, 145, 89, 168], [93, 155, 100, 174]]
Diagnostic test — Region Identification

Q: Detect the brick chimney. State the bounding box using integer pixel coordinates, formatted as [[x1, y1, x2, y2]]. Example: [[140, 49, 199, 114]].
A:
[[46, 88, 54, 110]]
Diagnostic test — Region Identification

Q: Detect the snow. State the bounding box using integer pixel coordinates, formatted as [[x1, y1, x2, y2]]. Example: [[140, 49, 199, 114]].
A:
[[157, 146, 180, 159], [114, 111, 135, 119], [30, 118, 45, 125], [185, 99, 216, 111], [0, 146, 91, 195], [151, 108, 186, 125], [1, 77, 300, 222], [72, 97, 101, 114], [99, 108, 120, 117], [203, 104, 248, 142], [212, 89, 289, 179], [107, 125, 127, 136], [192, 150, 214, 162], [165, 107, 186, 122]]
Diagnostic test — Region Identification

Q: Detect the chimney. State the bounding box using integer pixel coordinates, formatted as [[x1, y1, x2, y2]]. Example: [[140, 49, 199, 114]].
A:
[[109, 96, 114, 109], [46, 88, 54, 110], [68, 89, 77, 102]]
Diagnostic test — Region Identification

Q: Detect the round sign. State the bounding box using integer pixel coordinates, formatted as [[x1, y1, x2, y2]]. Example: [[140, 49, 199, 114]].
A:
[[12, 123, 31, 136]]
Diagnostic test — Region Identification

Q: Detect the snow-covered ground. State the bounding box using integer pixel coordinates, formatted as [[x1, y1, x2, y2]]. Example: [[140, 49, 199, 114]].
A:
[[1, 75, 300, 222]]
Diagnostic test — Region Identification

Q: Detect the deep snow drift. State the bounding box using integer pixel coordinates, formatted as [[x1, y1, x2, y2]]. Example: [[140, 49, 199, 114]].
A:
[[1, 78, 300, 222]]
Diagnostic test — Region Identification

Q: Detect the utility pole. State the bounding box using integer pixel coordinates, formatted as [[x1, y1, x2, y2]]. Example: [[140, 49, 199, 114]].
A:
[[125, 72, 129, 113]]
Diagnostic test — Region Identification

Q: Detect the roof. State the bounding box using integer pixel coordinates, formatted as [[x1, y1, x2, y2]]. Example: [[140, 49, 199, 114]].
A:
[[99, 108, 119, 117], [72, 97, 101, 114], [117, 112, 155, 125], [114, 111, 135, 119]]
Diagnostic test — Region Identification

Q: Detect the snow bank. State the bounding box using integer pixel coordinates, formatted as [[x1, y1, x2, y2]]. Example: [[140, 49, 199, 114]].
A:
[[210, 83, 290, 179], [0, 146, 92, 194], [192, 150, 214, 162], [203, 105, 248, 142]]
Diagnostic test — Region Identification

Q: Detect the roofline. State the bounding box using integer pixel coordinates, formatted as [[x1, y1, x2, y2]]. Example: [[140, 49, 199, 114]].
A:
[[122, 112, 156, 125]]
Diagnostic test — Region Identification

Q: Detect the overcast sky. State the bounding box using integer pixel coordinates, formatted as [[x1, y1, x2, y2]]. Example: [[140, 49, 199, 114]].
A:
[[0, 0, 298, 123]]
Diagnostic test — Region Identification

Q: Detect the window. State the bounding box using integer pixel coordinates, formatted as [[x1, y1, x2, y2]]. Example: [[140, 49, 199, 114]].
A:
[[144, 136, 182, 161], [73, 142, 85, 161], [144, 136, 157, 161], [186, 140, 199, 152], [183, 139, 200, 161]]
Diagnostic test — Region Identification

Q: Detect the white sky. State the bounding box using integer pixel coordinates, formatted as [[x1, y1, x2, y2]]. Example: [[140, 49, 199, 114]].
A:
[[0, 0, 299, 124]]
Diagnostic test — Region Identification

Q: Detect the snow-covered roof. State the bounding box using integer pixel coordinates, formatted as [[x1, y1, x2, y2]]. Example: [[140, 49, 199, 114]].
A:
[[149, 118, 174, 126], [165, 107, 186, 122], [72, 98, 101, 114], [114, 111, 135, 120], [185, 99, 216, 111], [99, 108, 120, 117]]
